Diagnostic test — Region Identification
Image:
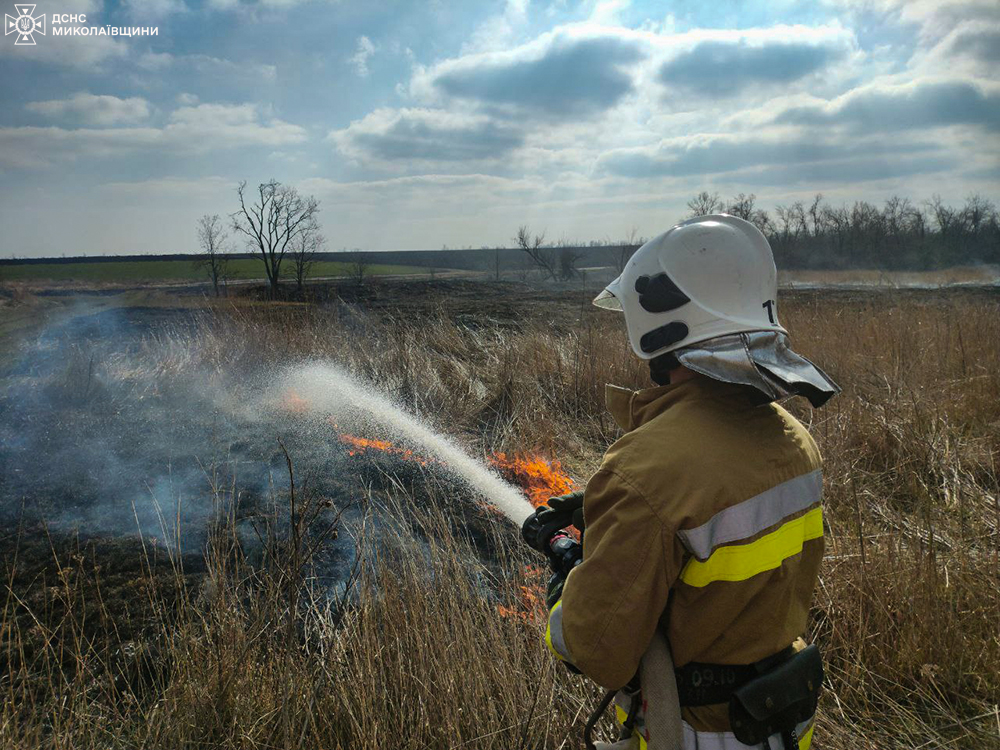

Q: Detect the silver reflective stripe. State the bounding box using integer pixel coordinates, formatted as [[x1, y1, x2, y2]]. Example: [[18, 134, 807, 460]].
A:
[[681, 717, 814, 749], [677, 470, 823, 562], [547, 601, 571, 661]]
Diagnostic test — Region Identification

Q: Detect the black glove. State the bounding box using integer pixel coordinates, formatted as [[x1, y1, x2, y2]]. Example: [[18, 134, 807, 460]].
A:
[[521, 507, 568, 555], [520, 490, 586, 554], [547, 490, 585, 532]]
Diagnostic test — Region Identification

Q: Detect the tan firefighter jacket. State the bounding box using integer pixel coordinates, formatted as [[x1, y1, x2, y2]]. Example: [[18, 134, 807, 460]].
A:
[[545, 376, 824, 736]]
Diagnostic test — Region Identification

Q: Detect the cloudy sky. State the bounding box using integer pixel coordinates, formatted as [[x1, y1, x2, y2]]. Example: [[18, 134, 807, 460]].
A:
[[1, 0, 997, 258]]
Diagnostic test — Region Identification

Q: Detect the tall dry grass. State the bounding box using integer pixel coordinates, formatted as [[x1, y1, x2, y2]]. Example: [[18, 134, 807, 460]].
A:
[[2, 287, 999, 748], [1, 472, 591, 748]]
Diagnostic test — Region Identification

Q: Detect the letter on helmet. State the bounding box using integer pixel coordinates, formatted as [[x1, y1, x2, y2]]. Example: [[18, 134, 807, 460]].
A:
[[593, 214, 786, 359]]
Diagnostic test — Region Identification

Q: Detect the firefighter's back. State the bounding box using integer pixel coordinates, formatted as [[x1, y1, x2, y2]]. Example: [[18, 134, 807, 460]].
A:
[[609, 375, 824, 737]]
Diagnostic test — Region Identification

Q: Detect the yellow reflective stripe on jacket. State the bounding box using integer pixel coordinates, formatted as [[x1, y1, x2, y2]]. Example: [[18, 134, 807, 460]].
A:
[[545, 600, 570, 661], [678, 470, 822, 561], [679, 507, 824, 588], [799, 721, 815, 749]]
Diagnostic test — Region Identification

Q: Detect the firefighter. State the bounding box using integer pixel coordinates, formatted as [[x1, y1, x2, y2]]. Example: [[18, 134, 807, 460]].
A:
[[523, 214, 839, 750]]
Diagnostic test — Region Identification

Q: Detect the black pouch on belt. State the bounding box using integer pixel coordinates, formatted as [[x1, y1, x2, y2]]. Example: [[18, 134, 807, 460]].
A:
[[728, 644, 824, 747]]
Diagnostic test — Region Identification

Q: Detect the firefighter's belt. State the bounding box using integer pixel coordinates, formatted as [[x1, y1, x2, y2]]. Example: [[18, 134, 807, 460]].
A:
[[728, 644, 823, 747], [674, 646, 795, 707]]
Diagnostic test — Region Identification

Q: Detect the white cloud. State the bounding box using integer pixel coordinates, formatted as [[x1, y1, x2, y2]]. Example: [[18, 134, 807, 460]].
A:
[[656, 33, 857, 99], [25, 93, 152, 126], [589, 0, 632, 25], [909, 18, 1000, 77], [410, 25, 648, 119], [890, 0, 999, 42], [165, 103, 306, 146], [44, 0, 102, 13], [408, 22, 860, 121], [329, 108, 523, 166], [0, 103, 307, 169], [594, 131, 952, 185], [347, 35, 377, 77], [823, 0, 999, 45], [0, 126, 162, 169], [3, 3, 996, 258], [137, 51, 174, 71], [98, 175, 233, 199], [772, 78, 1000, 133], [202, 0, 339, 8]]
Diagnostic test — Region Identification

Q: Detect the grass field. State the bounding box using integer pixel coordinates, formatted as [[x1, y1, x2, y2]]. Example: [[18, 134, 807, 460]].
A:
[[0, 258, 426, 283], [1, 282, 998, 749]]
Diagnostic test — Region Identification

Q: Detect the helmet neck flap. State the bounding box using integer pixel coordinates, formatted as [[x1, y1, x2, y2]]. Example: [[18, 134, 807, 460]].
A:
[[667, 331, 840, 408]]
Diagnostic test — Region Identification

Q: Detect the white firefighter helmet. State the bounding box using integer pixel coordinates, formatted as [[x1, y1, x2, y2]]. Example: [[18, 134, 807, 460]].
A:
[[594, 214, 785, 360]]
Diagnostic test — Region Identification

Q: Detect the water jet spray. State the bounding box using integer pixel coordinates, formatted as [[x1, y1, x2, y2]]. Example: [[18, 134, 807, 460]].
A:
[[279, 362, 536, 525]]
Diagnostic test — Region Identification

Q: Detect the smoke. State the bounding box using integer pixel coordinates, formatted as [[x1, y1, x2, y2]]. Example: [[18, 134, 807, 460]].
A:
[[0, 302, 531, 561], [0, 303, 273, 550]]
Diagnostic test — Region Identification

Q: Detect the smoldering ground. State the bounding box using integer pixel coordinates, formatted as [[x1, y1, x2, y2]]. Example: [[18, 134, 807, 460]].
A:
[[0, 302, 519, 584]]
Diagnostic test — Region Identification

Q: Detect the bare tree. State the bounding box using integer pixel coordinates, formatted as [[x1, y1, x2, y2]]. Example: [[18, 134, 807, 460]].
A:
[[515, 225, 557, 281], [927, 195, 958, 234], [774, 205, 797, 242], [349, 250, 370, 284], [725, 193, 772, 234], [231, 179, 320, 297], [558, 247, 584, 281], [808, 194, 825, 237], [291, 229, 325, 293], [194, 214, 230, 297], [726, 193, 757, 221], [961, 193, 996, 235], [687, 191, 723, 217], [822, 204, 851, 256]]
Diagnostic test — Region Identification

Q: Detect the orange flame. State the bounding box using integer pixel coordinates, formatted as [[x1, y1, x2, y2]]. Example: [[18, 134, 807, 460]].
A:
[[498, 565, 547, 623], [488, 452, 577, 509], [336, 432, 433, 466], [329, 432, 570, 623]]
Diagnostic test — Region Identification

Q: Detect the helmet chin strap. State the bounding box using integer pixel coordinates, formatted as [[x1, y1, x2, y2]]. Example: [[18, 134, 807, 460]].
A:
[[648, 352, 680, 386]]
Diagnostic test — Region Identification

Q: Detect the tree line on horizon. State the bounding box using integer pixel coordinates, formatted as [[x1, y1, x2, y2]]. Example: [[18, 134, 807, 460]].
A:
[[4, 185, 997, 289], [511, 191, 999, 283], [683, 191, 999, 270]]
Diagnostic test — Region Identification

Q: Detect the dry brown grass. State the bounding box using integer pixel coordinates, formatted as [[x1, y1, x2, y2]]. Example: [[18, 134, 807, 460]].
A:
[[1, 481, 588, 749], [2, 286, 999, 748]]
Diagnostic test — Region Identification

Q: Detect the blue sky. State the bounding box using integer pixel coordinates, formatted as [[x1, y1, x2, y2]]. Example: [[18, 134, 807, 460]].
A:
[[1, 0, 997, 257]]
